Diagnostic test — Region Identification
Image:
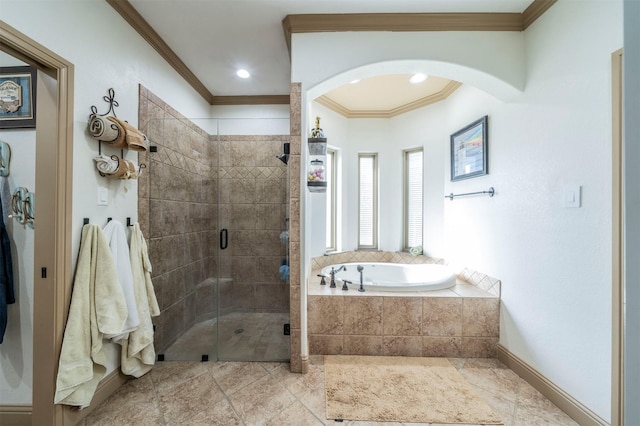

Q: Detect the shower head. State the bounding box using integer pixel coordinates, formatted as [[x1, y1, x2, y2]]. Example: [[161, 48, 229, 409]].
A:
[[276, 142, 290, 165], [276, 153, 289, 165]]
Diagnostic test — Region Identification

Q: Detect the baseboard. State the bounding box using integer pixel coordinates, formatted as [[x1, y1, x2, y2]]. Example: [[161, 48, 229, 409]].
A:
[[0, 404, 31, 426], [62, 369, 129, 425], [497, 344, 608, 426]]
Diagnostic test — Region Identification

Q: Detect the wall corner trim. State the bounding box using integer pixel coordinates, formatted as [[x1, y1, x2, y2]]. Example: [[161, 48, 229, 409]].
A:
[[496, 344, 608, 426], [0, 404, 31, 426]]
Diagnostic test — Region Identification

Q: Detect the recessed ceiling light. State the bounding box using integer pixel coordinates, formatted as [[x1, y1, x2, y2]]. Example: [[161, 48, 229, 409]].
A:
[[350, 79, 360, 84], [236, 69, 250, 79], [409, 73, 428, 84]]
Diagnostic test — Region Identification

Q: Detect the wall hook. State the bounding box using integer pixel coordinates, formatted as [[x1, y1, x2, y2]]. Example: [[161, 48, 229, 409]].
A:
[[89, 88, 119, 118]]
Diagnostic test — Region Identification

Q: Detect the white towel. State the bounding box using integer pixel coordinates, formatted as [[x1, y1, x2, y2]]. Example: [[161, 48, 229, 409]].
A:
[[121, 223, 160, 377], [54, 225, 127, 408], [93, 155, 119, 175], [102, 220, 140, 342]]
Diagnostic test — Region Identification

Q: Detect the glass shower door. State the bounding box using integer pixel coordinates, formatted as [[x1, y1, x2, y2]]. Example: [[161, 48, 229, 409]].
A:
[[215, 118, 291, 361], [143, 114, 290, 362], [141, 116, 218, 362]]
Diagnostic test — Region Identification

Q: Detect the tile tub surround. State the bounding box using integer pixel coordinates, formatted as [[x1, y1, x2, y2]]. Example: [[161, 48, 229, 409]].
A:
[[307, 251, 501, 358]]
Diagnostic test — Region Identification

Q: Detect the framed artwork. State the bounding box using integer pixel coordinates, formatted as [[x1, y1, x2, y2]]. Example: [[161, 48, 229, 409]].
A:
[[450, 115, 488, 181], [0, 66, 37, 129]]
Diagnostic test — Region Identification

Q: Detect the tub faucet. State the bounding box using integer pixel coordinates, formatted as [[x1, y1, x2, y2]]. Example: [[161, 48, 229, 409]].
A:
[[357, 265, 365, 292], [329, 265, 347, 288]]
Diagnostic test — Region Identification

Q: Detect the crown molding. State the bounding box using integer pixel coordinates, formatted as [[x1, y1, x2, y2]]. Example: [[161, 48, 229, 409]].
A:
[[106, 0, 215, 104], [211, 95, 290, 106], [282, 1, 558, 54], [283, 12, 523, 38], [316, 80, 462, 118], [109, 0, 558, 107], [522, 0, 558, 30]]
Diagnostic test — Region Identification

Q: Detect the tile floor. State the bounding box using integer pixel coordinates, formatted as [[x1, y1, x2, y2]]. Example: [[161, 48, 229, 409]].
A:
[[81, 356, 578, 426], [162, 312, 290, 362]]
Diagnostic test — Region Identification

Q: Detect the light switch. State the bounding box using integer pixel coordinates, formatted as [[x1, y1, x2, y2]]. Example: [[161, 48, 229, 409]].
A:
[[564, 185, 581, 208], [97, 187, 108, 206]]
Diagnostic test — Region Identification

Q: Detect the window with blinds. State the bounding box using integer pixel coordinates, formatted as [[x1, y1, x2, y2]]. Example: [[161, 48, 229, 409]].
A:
[[404, 148, 423, 250], [326, 148, 337, 251], [358, 153, 378, 249]]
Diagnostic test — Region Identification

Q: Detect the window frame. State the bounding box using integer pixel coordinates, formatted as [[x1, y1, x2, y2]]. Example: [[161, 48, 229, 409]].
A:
[[326, 148, 337, 252], [403, 147, 424, 251], [358, 153, 378, 250]]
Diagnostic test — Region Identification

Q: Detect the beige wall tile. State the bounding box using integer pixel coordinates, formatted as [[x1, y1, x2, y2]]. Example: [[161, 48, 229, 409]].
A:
[[422, 336, 462, 357], [289, 286, 300, 329], [308, 296, 343, 335], [382, 336, 423, 357], [383, 297, 422, 335], [462, 298, 500, 337], [461, 337, 498, 358], [344, 335, 383, 355], [230, 256, 257, 283], [344, 297, 383, 335], [290, 329, 302, 372], [232, 284, 256, 312], [255, 284, 289, 312], [423, 297, 463, 336], [309, 335, 344, 355]]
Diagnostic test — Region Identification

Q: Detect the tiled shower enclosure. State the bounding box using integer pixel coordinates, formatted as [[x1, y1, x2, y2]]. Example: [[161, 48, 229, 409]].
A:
[[138, 86, 290, 361]]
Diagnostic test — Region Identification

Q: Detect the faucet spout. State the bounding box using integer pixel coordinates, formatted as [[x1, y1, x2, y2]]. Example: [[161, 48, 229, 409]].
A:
[[329, 265, 347, 288]]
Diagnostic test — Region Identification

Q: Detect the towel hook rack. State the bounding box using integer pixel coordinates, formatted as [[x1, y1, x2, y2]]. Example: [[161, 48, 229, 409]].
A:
[[445, 187, 495, 201], [90, 88, 119, 118]]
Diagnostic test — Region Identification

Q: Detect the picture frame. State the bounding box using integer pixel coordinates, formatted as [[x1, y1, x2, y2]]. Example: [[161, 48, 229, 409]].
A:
[[0, 66, 37, 129], [450, 115, 488, 181]]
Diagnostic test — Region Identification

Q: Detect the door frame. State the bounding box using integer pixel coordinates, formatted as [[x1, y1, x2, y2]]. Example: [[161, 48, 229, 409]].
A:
[[611, 48, 623, 426], [0, 20, 74, 425]]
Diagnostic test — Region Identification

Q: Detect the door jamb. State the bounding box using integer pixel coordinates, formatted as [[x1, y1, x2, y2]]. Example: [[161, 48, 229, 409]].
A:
[[0, 20, 74, 425], [612, 47, 624, 426]]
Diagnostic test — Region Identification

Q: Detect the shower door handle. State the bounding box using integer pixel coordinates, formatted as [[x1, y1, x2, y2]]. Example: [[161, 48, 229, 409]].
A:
[[220, 228, 228, 250]]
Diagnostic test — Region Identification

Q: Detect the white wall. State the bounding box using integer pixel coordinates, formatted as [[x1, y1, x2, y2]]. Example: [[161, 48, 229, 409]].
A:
[[310, 100, 449, 257], [293, 0, 622, 421], [623, 0, 640, 422], [209, 104, 290, 135], [0, 0, 211, 404]]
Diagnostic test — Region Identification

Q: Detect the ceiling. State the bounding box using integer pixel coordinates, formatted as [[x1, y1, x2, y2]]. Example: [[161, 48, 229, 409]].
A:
[[118, 0, 544, 114]]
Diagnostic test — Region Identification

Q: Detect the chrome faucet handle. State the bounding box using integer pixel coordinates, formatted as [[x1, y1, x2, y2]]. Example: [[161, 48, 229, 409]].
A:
[[317, 274, 327, 285], [342, 280, 351, 291]]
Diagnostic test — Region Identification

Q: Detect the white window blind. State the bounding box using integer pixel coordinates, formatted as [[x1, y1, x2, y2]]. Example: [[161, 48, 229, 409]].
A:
[[326, 149, 336, 251], [358, 154, 378, 249], [405, 149, 423, 249]]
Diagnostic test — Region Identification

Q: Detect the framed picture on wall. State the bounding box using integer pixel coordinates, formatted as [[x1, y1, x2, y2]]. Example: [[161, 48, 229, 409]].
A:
[[0, 66, 37, 129], [450, 115, 488, 181]]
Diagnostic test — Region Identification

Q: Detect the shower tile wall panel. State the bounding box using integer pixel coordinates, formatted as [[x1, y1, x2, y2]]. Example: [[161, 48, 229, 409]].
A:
[[218, 135, 289, 315], [139, 86, 216, 353]]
